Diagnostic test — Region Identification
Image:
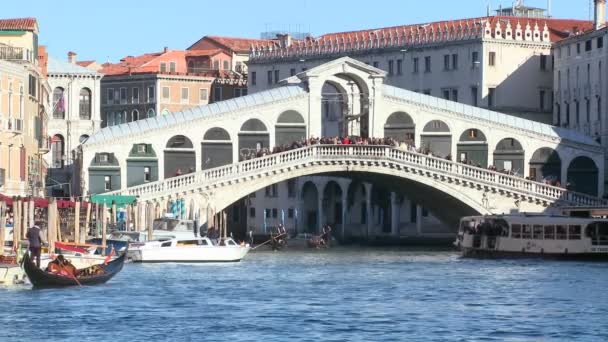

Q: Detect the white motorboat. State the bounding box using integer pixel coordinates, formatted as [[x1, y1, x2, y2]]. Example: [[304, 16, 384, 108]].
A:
[[455, 214, 608, 260], [128, 236, 250, 263]]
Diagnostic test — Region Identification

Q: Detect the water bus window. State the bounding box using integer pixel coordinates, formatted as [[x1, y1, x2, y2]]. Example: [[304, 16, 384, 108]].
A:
[[532, 225, 544, 240], [568, 225, 582, 240], [522, 225, 532, 239], [587, 222, 608, 246], [556, 225, 567, 240], [161, 241, 172, 247], [544, 225, 555, 240], [511, 224, 522, 238]]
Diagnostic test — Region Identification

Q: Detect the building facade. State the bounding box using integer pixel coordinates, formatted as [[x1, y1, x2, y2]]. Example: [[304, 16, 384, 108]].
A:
[[553, 0, 608, 191], [0, 18, 50, 197], [45, 52, 102, 197]]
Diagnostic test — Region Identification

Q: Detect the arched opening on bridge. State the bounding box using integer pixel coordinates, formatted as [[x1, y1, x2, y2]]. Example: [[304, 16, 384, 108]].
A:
[[529, 147, 561, 183], [322, 181, 344, 234], [164, 135, 195, 179], [88, 153, 120, 194], [238, 119, 269, 160], [275, 110, 306, 146], [301, 181, 319, 233], [567, 156, 598, 196], [384, 111, 415, 145], [421, 120, 451, 158], [347, 181, 368, 238], [127, 143, 158, 187], [493, 138, 525, 175], [321, 74, 369, 138], [457, 128, 488, 167], [202, 127, 233, 170]]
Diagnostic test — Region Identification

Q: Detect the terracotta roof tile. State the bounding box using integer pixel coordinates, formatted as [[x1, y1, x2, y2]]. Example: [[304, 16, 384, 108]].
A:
[[76, 60, 96, 67], [315, 16, 592, 44], [190, 35, 278, 53], [0, 18, 38, 31]]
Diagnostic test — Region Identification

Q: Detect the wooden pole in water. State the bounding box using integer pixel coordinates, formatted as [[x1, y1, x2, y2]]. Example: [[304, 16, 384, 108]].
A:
[[74, 201, 81, 244], [95, 203, 100, 238], [14, 198, 21, 247], [222, 211, 228, 239], [125, 204, 131, 231], [23, 200, 29, 234], [48, 198, 56, 254], [147, 202, 153, 241], [0, 201, 6, 257], [56, 204, 62, 243], [102, 203, 107, 256], [111, 201, 117, 226], [84, 201, 91, 243]]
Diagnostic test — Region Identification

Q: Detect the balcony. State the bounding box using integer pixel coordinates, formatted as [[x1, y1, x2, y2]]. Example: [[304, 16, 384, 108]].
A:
[[0, 45, 34, 63]]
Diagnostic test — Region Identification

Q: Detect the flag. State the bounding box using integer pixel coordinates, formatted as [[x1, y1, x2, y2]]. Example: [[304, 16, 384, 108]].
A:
[[58, 95, 65, 113], [103, 246, 115, 265], [263, 209, 267, 234], [281, 209, 285, 226]]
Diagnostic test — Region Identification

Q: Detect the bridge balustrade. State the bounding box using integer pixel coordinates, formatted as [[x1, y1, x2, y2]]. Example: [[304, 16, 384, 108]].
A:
[[108, 144, 607, 208]]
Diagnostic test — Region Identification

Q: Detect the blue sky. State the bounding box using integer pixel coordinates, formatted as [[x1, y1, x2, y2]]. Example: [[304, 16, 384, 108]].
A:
[[2, 0, 591, 63]]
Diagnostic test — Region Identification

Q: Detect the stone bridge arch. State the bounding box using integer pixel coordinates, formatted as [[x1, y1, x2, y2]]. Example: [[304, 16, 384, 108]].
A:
[[384, 111, 415, 145], [238, 118, 269, 160], [275, 110, 306, 146], [457, 128, 488, 167], [164, 135, 195, 178], [202, 127, 233, 170], [421, 120, 451, 158]]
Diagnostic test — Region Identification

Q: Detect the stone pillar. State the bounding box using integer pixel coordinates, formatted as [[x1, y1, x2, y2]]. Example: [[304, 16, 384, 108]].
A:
[[317, 193, 324, 234], [416, 205, 423, 235], [364, 183, 373, 239], [341, 191, 348, 240], [391, 192, 400, 237]]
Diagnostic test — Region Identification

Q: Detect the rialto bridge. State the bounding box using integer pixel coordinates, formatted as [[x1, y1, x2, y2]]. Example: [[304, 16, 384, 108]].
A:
[[80, 58, 607, 234]]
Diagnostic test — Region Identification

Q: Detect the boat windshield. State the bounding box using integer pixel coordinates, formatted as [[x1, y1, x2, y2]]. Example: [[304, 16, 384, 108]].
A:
[[153, 219, 194, 231], [460, 217, 509, 236]]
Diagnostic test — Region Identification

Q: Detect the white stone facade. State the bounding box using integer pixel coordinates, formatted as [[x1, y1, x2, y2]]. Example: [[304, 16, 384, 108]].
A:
[[80, 58, 605, 236], [44, 56, 102, 195]]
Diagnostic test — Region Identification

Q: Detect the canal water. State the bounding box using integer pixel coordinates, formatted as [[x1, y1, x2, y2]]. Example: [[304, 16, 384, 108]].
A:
[[1, 248, 608, 341]]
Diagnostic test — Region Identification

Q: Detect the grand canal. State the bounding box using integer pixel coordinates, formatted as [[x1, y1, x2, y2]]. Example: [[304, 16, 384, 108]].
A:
[[1, 248, 608, 341]]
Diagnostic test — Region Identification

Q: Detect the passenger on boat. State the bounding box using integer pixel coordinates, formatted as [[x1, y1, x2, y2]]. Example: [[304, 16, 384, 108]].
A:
[[46, 255, 77, 278]]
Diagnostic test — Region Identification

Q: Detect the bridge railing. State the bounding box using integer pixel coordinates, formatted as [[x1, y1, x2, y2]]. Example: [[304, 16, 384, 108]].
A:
[[110, 144, 607, 207]]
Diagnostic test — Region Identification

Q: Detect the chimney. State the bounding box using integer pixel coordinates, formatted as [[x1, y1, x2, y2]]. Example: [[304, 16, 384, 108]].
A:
[[38, 45, 48, 78], [276, 34, 292, 48], [163, 46, 169, 53], [595, 0, 606, 30], [68, 51, 77, 64]]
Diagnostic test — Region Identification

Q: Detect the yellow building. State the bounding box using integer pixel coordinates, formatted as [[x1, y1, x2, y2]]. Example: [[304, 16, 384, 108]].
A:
[[0, 18, 50, 197]]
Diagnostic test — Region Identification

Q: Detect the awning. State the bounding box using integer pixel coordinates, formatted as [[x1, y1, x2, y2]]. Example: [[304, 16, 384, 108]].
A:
[[90, 194, 137, 207], [0, 194, 82, 208]]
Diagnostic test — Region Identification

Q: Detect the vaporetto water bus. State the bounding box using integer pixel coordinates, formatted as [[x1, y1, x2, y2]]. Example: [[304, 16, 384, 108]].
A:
[[455, 214, 608, 260]]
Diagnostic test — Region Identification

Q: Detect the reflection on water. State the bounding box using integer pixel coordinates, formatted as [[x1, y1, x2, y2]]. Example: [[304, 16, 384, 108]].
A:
[[1, 248, 608, 341]]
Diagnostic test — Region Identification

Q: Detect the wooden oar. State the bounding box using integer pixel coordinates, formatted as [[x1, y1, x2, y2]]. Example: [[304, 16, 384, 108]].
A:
[[69, 271, 82, 287], [251, 233, 287, 250]]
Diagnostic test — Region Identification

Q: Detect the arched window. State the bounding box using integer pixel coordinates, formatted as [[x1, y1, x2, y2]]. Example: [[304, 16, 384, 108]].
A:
[[223, 60, 230, 70], [53, 87, 65, 119], [213, 60, 219, 70], [132, 109, 139, 122], [51, 134, 65, 168], [147, 108, 156, 118], [79, 88, 91, 120]]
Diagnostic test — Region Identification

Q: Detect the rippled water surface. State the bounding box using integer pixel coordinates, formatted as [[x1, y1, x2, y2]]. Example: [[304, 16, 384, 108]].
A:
[[2, 248, 608, 341]]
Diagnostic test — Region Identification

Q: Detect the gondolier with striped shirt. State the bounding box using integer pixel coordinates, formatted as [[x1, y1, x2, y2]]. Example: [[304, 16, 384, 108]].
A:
[[26, 224, 43, 267]]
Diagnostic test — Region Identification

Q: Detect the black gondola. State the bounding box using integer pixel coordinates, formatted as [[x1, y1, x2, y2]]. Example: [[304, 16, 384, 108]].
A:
[[22, 251, 127, 288]]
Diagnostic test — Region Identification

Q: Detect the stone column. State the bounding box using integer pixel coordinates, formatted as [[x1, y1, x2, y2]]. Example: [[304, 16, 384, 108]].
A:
[[317, 193, 324, 234], [416, 205, 423, 235], [341, 191, 348, 240], [391, 192, 400, 237], [364, 183, 373, 239]]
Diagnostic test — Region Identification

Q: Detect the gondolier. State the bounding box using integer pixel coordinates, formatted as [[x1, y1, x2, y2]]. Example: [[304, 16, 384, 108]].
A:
[[26, 224, 43, 267]]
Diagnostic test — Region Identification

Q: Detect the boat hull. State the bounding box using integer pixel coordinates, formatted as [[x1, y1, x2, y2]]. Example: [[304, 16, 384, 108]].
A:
[[22, 252, 127, 288], [128, 246, 250, 263], [461, 247, 608, 261]]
